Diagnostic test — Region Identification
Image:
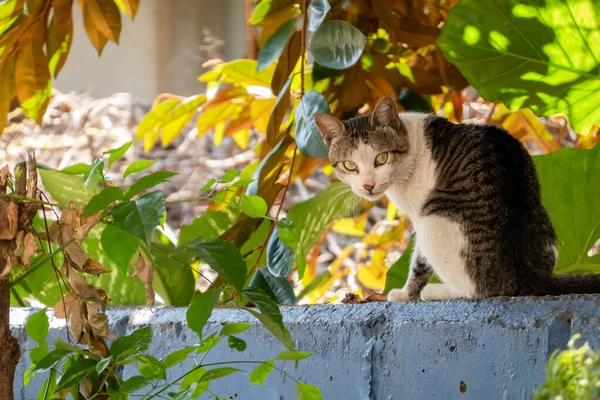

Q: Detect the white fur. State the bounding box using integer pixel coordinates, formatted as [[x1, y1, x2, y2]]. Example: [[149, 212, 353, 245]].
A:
[[339, 113, 478, 301]]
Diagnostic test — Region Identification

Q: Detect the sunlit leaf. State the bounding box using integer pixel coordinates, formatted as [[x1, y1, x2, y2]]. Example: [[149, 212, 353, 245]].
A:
[[199, 59, 275, 87], [309, 20, 367, 70], [307, 0, 330, 31], [199, 367, 242, 382], [83, 158, 104, 188], [249, 361, 274, 386], [123, 171, 177, 200], [297, 382, 323, 400], [219, 322, 251, 336], [112, 191, 165, 246], [38, 169, 97, 206], [136, 99, 179, 140], [272, 30, 302, 95], [438, 0, 600, 133], [276, 350, 312, 360], [100, 224, 137, 274], [85, 0, 121, 43], [384, 238, 413, 294], [83, 186, 123, 217], [26, 309, 48, 344], [46, 0, 73, 78]]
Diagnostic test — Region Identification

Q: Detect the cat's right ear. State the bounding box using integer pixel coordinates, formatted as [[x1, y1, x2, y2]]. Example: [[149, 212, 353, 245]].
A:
[[314, 114, 344, 146]]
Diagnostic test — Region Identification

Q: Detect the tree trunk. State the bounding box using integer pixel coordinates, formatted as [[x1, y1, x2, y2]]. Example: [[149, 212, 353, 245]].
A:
[[0, 278, 20, 400]]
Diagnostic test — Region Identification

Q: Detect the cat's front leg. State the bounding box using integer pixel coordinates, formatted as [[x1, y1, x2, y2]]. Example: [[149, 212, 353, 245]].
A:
[[387, 245, 432, 302]]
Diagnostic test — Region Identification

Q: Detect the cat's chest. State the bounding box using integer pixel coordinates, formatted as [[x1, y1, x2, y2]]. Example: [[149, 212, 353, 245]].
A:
[[385, 158, 437, 221]]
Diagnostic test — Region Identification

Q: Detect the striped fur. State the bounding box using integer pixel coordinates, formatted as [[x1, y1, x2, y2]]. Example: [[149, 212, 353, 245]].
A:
[[316, 96, 600, 300]]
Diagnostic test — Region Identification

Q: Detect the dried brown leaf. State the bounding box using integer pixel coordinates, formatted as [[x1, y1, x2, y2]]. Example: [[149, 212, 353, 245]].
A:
[[84, 259, 109, 276], [83, 330, 110, 358], [54, 294, 85, 343], [22, 231, 37, 266], [86, 304, 114, 339], [68, 271, 105, 306], [0, 200, 18, 240], [134, 254, 154, 306]]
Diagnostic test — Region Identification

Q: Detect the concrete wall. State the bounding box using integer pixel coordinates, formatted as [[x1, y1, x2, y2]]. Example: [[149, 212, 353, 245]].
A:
[[55, 0, 247, 102], [11, 295, 600, 399]]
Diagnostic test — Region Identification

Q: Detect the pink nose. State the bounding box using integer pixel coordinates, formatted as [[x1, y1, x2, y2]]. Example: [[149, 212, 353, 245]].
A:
[[363, 183, 375, 192]]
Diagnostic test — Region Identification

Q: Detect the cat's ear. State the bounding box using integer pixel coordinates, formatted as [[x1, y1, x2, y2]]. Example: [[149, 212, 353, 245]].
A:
[[315, 114, 344, 146], [371, 96, 402, 130]]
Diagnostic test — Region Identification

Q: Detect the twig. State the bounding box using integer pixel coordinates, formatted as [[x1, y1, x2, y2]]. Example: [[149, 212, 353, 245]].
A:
[[300, 0, 308, 97]]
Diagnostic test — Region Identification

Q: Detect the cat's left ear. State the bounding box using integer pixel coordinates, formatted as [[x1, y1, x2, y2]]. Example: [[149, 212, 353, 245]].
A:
[[315, 114, 344, 146], [371, 96, 403, 131]]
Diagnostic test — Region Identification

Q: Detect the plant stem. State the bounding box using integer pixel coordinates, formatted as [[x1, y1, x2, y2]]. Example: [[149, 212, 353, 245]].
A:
[[9, 238, 75, 287]]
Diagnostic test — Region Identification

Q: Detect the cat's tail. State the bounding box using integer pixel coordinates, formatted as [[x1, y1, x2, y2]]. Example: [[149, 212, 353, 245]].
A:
[[532, 274, 600, 296]]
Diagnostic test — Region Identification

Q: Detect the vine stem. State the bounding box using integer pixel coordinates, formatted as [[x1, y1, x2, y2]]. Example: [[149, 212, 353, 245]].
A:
[[300, 0, 308, 97]]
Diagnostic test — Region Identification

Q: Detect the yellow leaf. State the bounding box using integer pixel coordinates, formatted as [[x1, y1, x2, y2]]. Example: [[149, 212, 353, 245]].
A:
[[85, 0, 121, 43], [356, 250, 387, 290], [232, 129, 250, 149], [144, 127, 159, 151], [47, 0, 73, 77], [25, 0, 44, 17], [136, 99, 179, 139], [213, 121, 225, 146], [386, 202, 398, 221], [81, 0, 108, 54], [160, 110, 195, 147], [332, 216, 367, 237], [114, 0, 139, 19], [199, 59, 275, 87], [15, 28, 52, 123], [196, 102, 238, 137]]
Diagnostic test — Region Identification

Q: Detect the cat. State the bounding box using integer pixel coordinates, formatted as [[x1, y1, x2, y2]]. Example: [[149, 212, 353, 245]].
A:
[[315, 96, 600, 301]]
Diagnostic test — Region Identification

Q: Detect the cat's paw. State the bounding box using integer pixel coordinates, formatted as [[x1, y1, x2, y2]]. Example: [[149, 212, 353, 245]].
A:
[[387, 288, 411, 302], [421, 283, 460, 301]]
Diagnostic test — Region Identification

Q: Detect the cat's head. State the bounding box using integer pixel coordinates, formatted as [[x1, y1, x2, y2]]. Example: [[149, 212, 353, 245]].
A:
[[315, 96, 410, 201]]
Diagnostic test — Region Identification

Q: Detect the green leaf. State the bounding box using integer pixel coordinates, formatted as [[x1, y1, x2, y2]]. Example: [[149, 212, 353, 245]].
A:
[[437, 0, 600, 134], [187, 239, 247, 292], [162, 346, 196, 369], [110, 326, 152, 359], [276, 219, 299, 249], [384, 238, 413, 294], [195, 335, 221, 354], [287, 181, 357, 278], [83, 158, 104, 188], [307, 0, 330, 31], [187, 288, 219, 340], [39, 169, 97, 207], [219, 168, 240, 184], [239, 195, 268, 218], [100, 224, 138, 274], [249, 360, 274, 386], [266, 226, 295, 278], [219, 322, 251, 336], [199, 367, 242, 382], [297, 382, 323, 400], [294, 90, 330, 160], [83, 186, 123, 217], [180, 367, 207, 389], [59, 163, 90, 175], [123, 159, 157, 179], [56, 358, 97, 390], [227, 335, 247, 352], [120, 375, 151, 394], [152, 260, 196, 306], [26, 309, 48, 343], [257, 19, 296, 71], [309, 20, 366, 70], [534, 146, 600, 272], [243, 287, 295, 349], [96, 356, 112, 374], [250, 267, 296, 305], [136, 99, 179, 138], [123, 171, 176, 200], [201, 178, 217, 192], [179, 209, 234, 243], [136, 355, 166, 380], [30, 342, 48, 363], [33, 348, 73, 372], [276, 350, 312, 360], [104, 141, 133, 167], [112, 191, 166, 246]]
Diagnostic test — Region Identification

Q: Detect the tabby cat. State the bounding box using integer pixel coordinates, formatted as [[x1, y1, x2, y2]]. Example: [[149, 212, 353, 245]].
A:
[[315, 96, 600, 301]]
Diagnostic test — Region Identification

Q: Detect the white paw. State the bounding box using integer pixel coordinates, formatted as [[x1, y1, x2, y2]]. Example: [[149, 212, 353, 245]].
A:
[[421, 283, 458, 301], [387, 288, 410, 302]]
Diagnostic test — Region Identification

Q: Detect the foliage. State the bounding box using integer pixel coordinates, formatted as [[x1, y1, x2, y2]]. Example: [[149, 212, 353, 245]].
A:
[[438, 0, 600, 134], [534, 335, 600, 400]]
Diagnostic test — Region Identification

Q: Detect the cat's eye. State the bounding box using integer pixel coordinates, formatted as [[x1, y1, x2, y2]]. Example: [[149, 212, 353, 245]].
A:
[[375, 152, 388, 166], [343, 161, 358, 171]]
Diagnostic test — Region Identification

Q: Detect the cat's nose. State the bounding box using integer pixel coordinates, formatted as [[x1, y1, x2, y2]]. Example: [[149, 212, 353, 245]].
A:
[[363, 183, 375, 192]]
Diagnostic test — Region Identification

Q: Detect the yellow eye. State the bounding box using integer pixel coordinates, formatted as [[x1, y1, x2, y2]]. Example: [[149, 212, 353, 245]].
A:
[[343, 161, 358, 171], [375, 152, 388, 166]]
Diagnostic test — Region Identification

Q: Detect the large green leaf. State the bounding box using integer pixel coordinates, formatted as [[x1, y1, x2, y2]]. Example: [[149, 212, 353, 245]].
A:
[[294, 90, 330, 160], [152, 263, 195, 306], [438, 0, 600, 134], [83, 186, 123, 217], [535, 145, 600, 272], [123, 171, 177, 200], [383, 238, 413, 294], [187, 289, 219, 340], [243, 287, 295, 349], [38, 169, 98, 206], [266, 226, 295, 278], [186, 239, 247, 292], [179, 209, 234, 244], [26, 309, 49, 343], [250, 267, 296, 305], [100, 224, 138, 275], [309, 20, 366, 70], [110, 326, 152, 359], [257, 19, 296, 71], [112, 191, 166, 247], [287, 181, 358, 264]]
